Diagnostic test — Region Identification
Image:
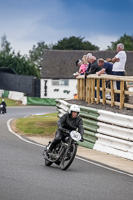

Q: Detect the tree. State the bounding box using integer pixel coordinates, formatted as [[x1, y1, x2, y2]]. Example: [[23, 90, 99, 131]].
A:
[[29, 41, 49, 68], [107, 34, 133, 51], [0, 35, 40, 78], [0, 34, 12, 55], [52, 36, 99, 50]]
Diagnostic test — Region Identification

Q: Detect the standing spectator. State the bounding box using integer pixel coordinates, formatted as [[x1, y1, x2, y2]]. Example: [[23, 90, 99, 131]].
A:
[[86, 56, 101, 75], [112, 43, 127, 101], [74, 59, 82, 76], [97, 58, 114, 76], [86, 53, 92, 73], [97, 58, 114, 100], [86, 56, 102, 98], [79, 55, 88, 75]]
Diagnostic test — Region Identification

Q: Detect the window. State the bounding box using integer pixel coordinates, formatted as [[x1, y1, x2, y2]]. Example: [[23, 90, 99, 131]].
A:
[[52, 79, 69, 86]]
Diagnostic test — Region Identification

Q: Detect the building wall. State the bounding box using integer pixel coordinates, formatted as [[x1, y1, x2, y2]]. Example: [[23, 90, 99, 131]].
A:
[[41, 79, 77, 99]]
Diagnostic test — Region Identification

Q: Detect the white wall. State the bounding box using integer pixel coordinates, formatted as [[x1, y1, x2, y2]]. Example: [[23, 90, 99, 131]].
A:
[[0, 90, 4, 97], [41, 79, 77, 99]]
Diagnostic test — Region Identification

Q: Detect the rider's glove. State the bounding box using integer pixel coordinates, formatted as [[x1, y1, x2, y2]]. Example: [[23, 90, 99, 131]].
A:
[[80, 137, 84, 142], [65, 129, 70, 134]]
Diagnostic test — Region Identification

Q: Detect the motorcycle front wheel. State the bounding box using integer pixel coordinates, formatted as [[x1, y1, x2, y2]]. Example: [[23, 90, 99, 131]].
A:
[[60, 143, 77, 170], [45, 159, 53, 166]]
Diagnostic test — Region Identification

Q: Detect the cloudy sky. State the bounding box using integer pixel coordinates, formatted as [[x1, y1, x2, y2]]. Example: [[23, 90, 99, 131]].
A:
[[0, 0, 133, 55]]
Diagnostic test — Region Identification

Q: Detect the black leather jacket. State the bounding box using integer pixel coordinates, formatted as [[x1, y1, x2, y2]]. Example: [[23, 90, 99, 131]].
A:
[[85, 60, 102, 75], [57, 113, 84, 138]]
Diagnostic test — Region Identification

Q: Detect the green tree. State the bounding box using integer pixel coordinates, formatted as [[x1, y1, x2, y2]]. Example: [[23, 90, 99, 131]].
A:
[[107, 34, 133, 51], [52, 36, 99, 50], [29, 41, 49, 68], [0, 35, 40, 78], [0, 34, 12, 55]]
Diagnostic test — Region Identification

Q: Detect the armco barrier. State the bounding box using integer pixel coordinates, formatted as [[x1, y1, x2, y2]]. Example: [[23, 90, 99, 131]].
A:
[[56, 99, 133, 160]]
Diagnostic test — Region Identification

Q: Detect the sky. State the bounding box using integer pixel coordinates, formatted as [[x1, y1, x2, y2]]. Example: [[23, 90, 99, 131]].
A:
[[0, 0, 133, 55]]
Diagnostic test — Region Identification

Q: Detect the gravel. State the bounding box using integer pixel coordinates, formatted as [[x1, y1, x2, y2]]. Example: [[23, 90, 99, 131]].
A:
[[66, 96, 133, 116]]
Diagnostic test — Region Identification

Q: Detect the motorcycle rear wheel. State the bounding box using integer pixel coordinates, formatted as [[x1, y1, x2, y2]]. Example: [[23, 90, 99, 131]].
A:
[[60, 143, 77, 170]]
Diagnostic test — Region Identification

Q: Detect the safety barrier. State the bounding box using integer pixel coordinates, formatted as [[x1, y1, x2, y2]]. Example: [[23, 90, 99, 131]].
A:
[[56, 99, 133, 160]]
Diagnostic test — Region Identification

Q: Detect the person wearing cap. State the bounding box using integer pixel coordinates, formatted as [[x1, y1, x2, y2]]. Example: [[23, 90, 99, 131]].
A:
[[74, 59, 82, 76], [75, 59, 82, 67], [47, 105, 84, 153]]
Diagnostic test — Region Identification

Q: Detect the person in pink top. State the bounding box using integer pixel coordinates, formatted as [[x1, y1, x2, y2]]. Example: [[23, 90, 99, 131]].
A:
[[79, 55, 88, 75]]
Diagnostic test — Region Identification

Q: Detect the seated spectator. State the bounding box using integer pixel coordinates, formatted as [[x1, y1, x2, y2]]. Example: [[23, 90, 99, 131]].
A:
[[96, 58, 114, 76]]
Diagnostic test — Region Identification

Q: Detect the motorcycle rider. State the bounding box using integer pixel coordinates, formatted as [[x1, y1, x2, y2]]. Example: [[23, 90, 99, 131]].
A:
[[48, 105, 84, 153], [0, 99, 7, 113]]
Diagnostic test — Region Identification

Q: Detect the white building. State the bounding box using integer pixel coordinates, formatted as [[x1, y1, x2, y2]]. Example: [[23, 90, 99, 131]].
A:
[[40, 78, 77, 99], [40, 50, 80, 99]]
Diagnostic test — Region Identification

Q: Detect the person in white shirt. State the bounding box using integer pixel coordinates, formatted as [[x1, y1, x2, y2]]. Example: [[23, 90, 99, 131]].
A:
[[112, 43, 127, 72], [111, 43, 127, 101]]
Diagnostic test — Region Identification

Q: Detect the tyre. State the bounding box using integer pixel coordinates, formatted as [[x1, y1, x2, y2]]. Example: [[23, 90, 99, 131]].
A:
[[60, 144, 77, 170], [45, 159, 53, 166]]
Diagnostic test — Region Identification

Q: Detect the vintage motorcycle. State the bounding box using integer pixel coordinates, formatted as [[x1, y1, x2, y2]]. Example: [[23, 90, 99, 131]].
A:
[[43, 130, 81, 170], [0, 104, 6, 114]]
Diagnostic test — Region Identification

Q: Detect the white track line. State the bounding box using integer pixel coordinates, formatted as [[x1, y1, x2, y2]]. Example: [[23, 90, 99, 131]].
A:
[[7, 118, 133, 178]]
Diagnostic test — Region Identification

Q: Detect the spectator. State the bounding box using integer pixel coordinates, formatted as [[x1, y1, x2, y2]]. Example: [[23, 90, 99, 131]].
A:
[[97, 58, 114, 76], [74, 59, 82, 76], [86, 56, 102, 75], [76, 59, 82, 67], [111, 43, 127, 101], [97, 58, 114, 100], [86, 53, 92, 73], [86, 56, 102, 98], [79, 55, 88, 75]]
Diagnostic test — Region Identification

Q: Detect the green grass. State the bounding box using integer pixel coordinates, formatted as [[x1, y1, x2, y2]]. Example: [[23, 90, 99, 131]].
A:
[[16, 113, 58, 136], [0, 97, 22, 106]]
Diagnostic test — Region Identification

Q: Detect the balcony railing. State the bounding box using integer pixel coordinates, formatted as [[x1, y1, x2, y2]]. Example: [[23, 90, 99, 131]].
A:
[[77, 74, 133, 109]]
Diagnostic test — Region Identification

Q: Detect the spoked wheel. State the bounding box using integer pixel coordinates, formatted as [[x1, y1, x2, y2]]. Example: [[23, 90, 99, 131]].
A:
[[60, 144, 77, 170], [43, 148, 53, 167]]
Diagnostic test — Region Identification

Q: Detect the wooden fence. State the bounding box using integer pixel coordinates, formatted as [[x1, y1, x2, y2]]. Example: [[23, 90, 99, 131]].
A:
[[77, 74, 133, 109]]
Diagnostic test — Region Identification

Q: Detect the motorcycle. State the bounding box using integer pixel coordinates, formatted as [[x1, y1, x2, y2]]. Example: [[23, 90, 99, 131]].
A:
[[43, 130, 81, 170], [0, 104, 6, 114]]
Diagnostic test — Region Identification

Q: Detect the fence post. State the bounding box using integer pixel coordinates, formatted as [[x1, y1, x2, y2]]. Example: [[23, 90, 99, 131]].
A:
[[110, 80, 115, 106], [120, 81, 124, 109], [96, 79, 100, 103], [102, 79, 106, 104], [92, 79, 95, 103]]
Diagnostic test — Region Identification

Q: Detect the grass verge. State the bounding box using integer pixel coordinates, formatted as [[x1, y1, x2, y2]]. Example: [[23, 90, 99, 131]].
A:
[[0, 97, 22, 106], [15, 113, 58, 137]]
